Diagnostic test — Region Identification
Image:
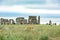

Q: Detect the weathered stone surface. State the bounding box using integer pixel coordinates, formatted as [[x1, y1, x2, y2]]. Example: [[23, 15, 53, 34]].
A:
[[9, 19, 15, 24], [38, 16, 40, 24], [0, 18, 9, 24], [24, 19, 27, 24], [16, 17, 27, 24], [0, 18, 4, 24], [28, 16, 37, 24], [49, 20, 52, 25], [0, 16, 40, 24]]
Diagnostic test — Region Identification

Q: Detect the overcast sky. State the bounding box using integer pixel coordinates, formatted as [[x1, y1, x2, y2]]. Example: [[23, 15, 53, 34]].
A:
[[0, 0, 60, 18]]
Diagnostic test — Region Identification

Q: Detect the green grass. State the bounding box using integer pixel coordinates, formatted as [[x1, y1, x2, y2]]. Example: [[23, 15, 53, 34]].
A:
[[0, 24, 60, 40]]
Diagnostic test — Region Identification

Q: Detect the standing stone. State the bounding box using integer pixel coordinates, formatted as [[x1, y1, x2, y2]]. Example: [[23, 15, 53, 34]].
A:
[[38, 16, 40, 24], [24, 19, 27, 24], [49, 20, 52, 25]]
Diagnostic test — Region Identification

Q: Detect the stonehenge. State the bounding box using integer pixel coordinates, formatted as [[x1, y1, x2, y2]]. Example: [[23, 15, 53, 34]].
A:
[[0, 16, 40, 25]]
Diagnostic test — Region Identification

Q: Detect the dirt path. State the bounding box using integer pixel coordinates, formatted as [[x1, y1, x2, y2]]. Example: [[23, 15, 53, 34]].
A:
[[50, 37, 60, 40]]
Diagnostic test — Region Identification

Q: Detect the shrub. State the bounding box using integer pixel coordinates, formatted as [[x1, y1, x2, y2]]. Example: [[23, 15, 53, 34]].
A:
[[24, 32, 34, 40], [39, 34, 48, 40], [0, 35, 5, 40], [0, 25, 5, 40]]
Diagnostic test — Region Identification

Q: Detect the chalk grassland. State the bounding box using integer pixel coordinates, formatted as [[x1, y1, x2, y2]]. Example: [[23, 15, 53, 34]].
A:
[[0, 24, 60, 40]]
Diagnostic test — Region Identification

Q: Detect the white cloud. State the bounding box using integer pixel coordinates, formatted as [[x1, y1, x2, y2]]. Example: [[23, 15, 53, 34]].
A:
[[0, 4, 60, 14], [0, 0, 60, 14], [26, 3, 59, 8], [0, 17, 16, 19]]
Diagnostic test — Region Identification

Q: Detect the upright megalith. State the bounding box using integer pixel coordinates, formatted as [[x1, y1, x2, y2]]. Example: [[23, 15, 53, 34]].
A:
[[24, 19, 27, 24], [49, 20, 52, 25], [38, 16, 40, 24], [4, 19, 9, 24]]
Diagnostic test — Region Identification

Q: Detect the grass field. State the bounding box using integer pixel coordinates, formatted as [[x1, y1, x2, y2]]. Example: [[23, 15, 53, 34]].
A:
[[0, 24, 60, 40]]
